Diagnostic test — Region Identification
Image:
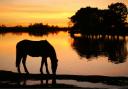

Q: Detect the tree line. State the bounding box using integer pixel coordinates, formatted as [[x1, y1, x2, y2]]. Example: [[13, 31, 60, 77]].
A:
[[70, 2, 128, 36], [0, 23, 68, 36]]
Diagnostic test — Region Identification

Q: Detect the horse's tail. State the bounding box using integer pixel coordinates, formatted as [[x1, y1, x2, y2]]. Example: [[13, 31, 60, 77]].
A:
[[16, 46, 22, 67]]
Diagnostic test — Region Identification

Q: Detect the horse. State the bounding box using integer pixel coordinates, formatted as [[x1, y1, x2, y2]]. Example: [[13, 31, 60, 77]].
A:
[[16, 39, 58, 75]]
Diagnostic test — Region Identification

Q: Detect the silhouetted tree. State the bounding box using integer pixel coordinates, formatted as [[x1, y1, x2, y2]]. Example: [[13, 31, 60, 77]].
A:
[[70, 7, 100, 34], [108, 2, 127, 24], [105, 2, 128, 35], [70, 2, 127, 36], [28, 23, 45, 30]]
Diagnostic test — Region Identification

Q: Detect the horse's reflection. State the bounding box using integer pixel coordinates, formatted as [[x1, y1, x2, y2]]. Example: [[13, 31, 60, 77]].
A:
[[18, 78, 56, 87], [16, 40, 58, 75], [40, 78, 56, 86]]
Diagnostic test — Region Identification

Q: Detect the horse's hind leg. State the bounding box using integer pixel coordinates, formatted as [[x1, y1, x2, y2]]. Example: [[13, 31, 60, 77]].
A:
[[16, 58, 22, 74], [16, 51, 22, 73], [22, 55, 29, 74], [45, 60, 50, 74]]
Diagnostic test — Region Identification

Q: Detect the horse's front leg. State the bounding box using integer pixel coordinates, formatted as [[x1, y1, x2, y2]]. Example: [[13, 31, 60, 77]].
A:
[[22, 55, 29, 74], [17, 65, 21, 74], [40, 58, 45, 74], [17, 60, 21, 74], [45, 60, 50, 74]]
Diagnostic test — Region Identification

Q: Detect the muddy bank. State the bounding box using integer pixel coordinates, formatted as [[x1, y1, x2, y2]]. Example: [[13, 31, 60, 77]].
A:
[[0, 70, 128, 88]]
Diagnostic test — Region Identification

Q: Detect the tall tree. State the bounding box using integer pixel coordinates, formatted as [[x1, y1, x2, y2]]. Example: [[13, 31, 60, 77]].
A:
[[108, 2, 127, 24]]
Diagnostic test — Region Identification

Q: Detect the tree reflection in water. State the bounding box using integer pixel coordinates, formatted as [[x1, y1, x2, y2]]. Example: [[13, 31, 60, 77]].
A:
[[71, 35, 127, 64]]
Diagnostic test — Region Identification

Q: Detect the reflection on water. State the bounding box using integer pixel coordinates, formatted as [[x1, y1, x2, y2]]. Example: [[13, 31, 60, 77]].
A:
[[28, 79, 128, 89], [57, 80, 127, 89], [71, 36, 128, 64], [0, 31, 128, 76], [19, 78, 56, 87], [0, 31, 128, 88]]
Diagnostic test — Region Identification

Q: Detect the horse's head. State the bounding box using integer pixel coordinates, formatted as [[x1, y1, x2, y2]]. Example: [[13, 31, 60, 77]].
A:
[[51, 59, 58, 75]]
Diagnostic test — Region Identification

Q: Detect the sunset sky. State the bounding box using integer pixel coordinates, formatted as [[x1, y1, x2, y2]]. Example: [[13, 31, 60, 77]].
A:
[[0, 0, 127, 27]]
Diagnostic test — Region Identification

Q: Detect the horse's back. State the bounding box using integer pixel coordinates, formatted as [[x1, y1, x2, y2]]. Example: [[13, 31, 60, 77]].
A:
[[17, 39, 49, 47], [16, 39, 54, 57]]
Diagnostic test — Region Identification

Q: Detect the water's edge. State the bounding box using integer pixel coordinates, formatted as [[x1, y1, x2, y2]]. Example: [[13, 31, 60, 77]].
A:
[[0, 70, 128, 88]]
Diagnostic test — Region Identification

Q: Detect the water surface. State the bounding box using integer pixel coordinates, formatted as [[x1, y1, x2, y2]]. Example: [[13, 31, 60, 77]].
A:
[[0, 31, 128, 88]]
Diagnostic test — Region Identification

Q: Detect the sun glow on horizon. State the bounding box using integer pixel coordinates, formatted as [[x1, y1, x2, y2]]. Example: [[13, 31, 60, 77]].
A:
[[0, 11, 74, 27], [0, 0, 127, 27]]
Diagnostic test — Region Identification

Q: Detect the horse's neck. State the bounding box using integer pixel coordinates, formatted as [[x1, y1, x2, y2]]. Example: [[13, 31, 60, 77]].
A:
[[51, 55, 57, 61], [50, 50, 57, 62]]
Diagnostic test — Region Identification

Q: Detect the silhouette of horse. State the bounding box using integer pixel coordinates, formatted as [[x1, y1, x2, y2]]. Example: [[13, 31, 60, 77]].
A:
[[16, 40, 58, 75]]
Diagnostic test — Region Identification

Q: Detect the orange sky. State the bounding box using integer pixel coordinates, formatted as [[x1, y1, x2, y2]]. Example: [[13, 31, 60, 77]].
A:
[[0, 0, 127, 27]]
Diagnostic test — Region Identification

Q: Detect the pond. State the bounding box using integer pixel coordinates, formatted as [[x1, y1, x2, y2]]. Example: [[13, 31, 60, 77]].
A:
[[0, 31, 128, 88]]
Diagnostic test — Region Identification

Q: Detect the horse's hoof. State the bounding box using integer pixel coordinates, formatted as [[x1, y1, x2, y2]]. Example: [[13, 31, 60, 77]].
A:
[[41, 72, 44, 74], [47, 72, 50, 75], [26, 72, 30, 75]]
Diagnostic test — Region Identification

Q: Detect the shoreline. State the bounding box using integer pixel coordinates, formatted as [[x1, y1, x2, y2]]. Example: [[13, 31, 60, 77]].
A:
[[0, 70, 128, 88]]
